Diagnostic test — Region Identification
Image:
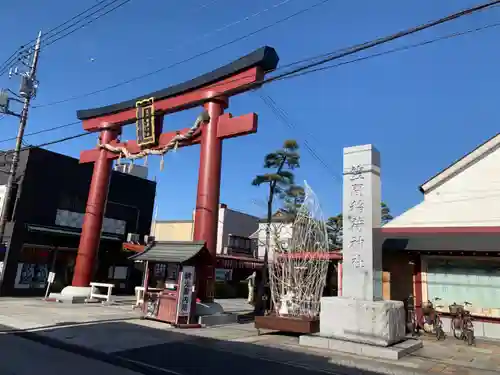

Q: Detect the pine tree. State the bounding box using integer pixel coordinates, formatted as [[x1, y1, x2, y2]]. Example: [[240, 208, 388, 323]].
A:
[[251, 139, 301, 314]]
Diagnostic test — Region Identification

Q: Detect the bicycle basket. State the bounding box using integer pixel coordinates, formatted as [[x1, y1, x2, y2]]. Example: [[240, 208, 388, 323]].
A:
[[449, 303, 464, 315]]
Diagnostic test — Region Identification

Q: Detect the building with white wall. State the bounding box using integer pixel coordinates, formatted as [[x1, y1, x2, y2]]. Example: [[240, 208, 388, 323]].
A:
[[250, 210, 294, 262], [381, 133, 500, 340], [385, 134, 500, 228]]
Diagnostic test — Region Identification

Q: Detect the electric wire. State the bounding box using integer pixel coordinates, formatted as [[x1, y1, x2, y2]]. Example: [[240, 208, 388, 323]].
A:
[[1, 0, 498, 155], [0, 121, 80, 145], [258, 92, 339, 181], [14, 18, 500, 145], [277, 21, 500, 83], [261, 0, 500, 88], [32, 0, 500, 110], [0, 0, 109, 74], [0, 0, 240, 78], [39, 0, 229, 50], [32, 0, 333, 109], [41, 0, 133, 48], [0, 0, 133, 77]]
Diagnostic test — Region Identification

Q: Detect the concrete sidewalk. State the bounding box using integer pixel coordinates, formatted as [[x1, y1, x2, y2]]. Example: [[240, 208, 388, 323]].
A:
[[0, 297, 253, 329], [1, 298, 499, 375]]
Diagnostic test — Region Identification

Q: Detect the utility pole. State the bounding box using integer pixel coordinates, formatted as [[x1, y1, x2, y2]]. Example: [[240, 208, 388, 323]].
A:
[[0, 31, 42, 246]]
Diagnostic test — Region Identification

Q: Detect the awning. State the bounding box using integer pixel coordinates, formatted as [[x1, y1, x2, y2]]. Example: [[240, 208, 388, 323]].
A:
[[276, 251, 342, 260], [382, 232, 500, 254], [26, 224, 123, 241], [128, 241, 207, 263]]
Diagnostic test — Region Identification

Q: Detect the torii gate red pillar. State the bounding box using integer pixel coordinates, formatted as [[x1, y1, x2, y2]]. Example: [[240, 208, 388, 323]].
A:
[[71, 46, 279, 302], [192, 98, 226, 301], [72, 127, 120, 287]]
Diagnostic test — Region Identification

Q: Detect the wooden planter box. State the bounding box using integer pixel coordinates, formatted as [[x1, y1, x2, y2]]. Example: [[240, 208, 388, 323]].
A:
[[255, 315, 319, 334]]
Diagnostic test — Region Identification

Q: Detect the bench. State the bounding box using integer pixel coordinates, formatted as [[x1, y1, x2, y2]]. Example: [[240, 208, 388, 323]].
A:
[[87, 282, 115, 304], [134, 286, 163, 308]]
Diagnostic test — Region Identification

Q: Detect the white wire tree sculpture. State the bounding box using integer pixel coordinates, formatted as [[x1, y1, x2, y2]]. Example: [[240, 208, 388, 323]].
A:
[[268, 181, 329, 318]]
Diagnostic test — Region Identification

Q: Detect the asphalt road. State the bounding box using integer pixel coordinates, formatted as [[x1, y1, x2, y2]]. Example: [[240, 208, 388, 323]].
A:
[[0, 334, 141, 375], [0, 335, 336, 375], [0, 332, 367, 375], [115, 341, 334, 375], [0, 323, 377, 375]]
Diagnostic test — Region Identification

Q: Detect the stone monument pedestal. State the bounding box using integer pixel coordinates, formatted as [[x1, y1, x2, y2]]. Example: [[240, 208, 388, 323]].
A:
[[299, 296, 422, 360], [319, 297, 406, 346]]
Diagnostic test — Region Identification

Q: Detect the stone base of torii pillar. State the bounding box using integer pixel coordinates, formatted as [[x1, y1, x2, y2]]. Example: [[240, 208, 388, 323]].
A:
[[300, 145, 422, 360]]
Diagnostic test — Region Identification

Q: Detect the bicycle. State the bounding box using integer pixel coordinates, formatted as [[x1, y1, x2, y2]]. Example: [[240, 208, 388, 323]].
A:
[[450, 301, 475, 346], [405, 294, 418, 336], [422, 297, 446, 340]]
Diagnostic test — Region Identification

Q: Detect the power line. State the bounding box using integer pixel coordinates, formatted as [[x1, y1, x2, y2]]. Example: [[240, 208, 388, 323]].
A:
[[40, 0, 125, 45], [277, 21, 500, 83], [2, 0, 499, 154], [258, 92, 339, 181], [0, 121, 80, 145], [32, 0, 499, 110], [41, 0, 133, 48], [0, 128, 103, 156], [254, 21, 500, 180], [0, 0, 132, 77], [263, 0, 500, 87], [40, 0, 228, 51], [32, 0, 332, 109], [0, 0, 112, 73], [3, 17, 499, 147], [0, 0, 238, 79]]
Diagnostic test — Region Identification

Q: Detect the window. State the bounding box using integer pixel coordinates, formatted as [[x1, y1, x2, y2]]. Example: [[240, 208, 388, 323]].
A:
[[426, 257, 500, 315], [228, 235, 251, 251]]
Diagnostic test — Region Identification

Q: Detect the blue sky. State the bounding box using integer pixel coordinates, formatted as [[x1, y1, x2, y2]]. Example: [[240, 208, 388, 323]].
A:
[[1, 0, 499, 221]]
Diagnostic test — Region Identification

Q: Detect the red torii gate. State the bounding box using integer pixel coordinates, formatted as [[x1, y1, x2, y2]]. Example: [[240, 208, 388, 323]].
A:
[[71, 46, 279, 302]]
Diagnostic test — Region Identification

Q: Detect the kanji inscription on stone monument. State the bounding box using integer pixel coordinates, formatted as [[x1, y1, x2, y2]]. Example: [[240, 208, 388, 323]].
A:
[[342, 144, 383, 301]]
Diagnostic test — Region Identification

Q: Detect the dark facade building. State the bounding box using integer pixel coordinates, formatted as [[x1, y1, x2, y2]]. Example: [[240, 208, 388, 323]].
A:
[[0, 147, 156, 296]]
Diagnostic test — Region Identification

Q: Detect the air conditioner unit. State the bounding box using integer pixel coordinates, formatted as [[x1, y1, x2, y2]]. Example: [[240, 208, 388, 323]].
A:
[[126, 233, 140, 244]]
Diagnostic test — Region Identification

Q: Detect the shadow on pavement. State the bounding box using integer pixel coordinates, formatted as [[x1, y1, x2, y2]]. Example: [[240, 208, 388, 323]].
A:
[[2, 319, 386, 375]]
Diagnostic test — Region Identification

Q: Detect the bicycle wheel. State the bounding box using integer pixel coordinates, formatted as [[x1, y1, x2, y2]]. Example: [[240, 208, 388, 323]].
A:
[[465, 330, 475, 346], [452, 317, 462, 339], [435, 324, 445, 340], [440, 327, 446, 340]]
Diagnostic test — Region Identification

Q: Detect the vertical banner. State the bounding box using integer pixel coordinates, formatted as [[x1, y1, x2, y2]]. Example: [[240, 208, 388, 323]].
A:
[[177, 266, 195, 317]]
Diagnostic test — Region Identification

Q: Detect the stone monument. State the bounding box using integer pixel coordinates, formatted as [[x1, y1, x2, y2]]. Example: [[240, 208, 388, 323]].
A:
[[299, 144, 422, 360]]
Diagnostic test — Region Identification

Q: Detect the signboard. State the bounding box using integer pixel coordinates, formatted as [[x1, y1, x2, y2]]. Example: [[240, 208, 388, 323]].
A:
[[45, 271, 56, 299], [47, 272, 56, 283], [177, 266, 195, 318], [136, 97, 156, 147]]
